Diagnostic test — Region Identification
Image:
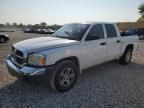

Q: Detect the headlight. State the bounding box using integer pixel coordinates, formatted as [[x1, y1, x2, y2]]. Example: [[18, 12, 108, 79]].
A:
[[28, 53, 46, 66]]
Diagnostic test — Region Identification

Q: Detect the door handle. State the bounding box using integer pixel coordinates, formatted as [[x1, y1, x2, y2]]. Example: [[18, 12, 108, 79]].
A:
[[116, 40, 121, 43], [100, 42, 106, 45]]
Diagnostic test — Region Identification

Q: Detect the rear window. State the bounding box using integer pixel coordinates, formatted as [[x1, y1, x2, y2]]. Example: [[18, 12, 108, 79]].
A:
[[105, 24, 117, 38]]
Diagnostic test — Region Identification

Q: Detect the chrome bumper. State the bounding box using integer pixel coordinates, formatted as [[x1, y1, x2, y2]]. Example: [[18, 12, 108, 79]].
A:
[[6, 56, 46, 77]]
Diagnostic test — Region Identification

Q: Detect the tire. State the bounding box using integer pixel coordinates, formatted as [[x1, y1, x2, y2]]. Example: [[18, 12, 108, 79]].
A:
[[0, 38, 5, 43], [49, 60, 79, 92], [119, 48, 132, 65], [18, 76, 30, 83]]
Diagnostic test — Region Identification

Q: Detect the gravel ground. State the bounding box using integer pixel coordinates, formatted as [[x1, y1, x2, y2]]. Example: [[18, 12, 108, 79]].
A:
[[0, 31, 144, 108]]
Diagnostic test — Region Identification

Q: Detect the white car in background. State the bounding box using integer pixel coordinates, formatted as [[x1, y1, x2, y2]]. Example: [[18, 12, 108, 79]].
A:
[[40, 29, 54, 34]]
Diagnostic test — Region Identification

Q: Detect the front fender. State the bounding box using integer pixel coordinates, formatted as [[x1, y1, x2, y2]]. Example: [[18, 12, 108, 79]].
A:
[[40, 45, 82, 67]]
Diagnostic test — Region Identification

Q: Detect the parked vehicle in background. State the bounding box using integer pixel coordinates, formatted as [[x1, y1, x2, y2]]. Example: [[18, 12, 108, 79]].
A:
[[6, 22, 139, 92], [24, 28, 37, 33], [120, 29, 137, 36], [136, 28, 144, 40], [39, 29, 54, 34], [136, 28, 144, 36], [35, 29, 41, 33], [47, 29, 54, 34], [123, 28, 144, 40], [126, 28, 137, 35], [24, 28, 29, 33], [39, 29, 49, 34], [24, 28, 54, 34], [24, 28, 32, 33], [0, 34, 9, 43]]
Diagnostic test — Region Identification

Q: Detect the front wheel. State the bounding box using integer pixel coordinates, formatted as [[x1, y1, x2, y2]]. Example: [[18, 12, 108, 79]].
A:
[[119, 48, 132, 65], [17, 76, 30, 83], [49, 60, 79, 92]]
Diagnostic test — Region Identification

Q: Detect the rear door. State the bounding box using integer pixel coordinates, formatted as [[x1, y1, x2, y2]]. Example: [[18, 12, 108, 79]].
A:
[[104, 24, 121, 60], [82, 24, 107, 68]]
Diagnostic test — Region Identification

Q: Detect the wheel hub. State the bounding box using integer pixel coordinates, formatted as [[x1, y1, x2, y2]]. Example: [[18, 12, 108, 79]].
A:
[[59, 68, 75, 87], [126, 51, 131, 62]]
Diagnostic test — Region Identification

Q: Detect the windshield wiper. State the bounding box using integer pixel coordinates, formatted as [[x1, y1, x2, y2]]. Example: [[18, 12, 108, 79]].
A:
[[58, 36, 75, 40], [63, 31, 77, 40], [51, 34, 57, 37], [52, 32, 78, 40], [64, 31, 71, 37]]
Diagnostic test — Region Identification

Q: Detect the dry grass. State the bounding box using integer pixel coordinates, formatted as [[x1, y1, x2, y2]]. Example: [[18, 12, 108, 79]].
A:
[[118, 22, 144, 31]]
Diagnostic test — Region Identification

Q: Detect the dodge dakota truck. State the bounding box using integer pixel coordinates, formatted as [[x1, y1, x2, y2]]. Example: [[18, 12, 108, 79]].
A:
[[6, 22, 139, 92]]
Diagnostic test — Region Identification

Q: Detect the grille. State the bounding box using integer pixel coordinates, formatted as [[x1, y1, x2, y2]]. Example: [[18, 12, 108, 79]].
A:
[[11, 47, 25, 66]]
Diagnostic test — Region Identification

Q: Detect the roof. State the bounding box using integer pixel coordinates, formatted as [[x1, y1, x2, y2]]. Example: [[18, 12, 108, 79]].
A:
[[68, 21, 117, 25]]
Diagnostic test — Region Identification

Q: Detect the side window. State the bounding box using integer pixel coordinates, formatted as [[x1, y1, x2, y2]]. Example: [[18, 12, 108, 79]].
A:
[[86, 24, 104, 41], [105, 24, 117, 38]]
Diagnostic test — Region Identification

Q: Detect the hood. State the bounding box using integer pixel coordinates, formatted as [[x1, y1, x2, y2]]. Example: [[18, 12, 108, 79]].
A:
[[13, 36, 80, 52]]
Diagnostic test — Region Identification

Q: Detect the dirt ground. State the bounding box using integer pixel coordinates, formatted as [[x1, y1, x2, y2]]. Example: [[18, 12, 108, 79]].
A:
[[0, 31, 144, 108]]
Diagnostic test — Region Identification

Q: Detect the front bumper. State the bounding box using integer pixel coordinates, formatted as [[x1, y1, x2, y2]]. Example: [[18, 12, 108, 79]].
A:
[[6, 56, 53, 78]]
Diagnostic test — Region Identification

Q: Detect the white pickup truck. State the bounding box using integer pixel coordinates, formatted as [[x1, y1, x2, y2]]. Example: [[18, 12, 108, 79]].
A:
[[6, 22, 139, 92]]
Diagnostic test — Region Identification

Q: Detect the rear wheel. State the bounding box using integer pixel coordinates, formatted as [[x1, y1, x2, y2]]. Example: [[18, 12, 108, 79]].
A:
[[119, 48, 132, 65], [49, 60, 79, 92], [0, 38, 5, 43]]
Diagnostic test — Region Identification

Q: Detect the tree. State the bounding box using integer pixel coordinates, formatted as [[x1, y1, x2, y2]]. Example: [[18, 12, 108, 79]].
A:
[[27, 24, 32, 28], [18, 23, 24, 28], [40, 22, 47, 28], [12, 23, 18, 27], [6, 22, 11, 27], [33, 24, 40, 29], [51, 24, 62, 30], [139, 3, 144, 15], [0, 24, 5, 28], [138, 3, 144, 22]]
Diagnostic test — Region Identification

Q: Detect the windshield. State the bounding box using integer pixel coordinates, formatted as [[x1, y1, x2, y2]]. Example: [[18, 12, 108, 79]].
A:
[[53, 24, 90, 41]]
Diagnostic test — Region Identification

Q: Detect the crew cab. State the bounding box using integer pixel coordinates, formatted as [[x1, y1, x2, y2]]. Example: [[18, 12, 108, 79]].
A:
[[6, 22, 139, 92]]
